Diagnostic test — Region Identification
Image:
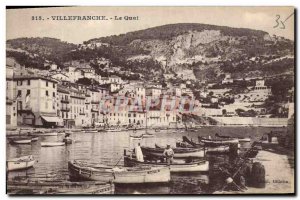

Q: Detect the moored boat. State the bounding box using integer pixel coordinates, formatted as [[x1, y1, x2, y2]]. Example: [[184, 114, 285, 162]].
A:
[[7, 180, 115, 195], [180, 136, 230, 153], [215, 133, 251, 142], [30, 131, 58, 136], [84, 130, 98, 133], [7, 155, 35, 171], [43, 132, 59, 136], [124, 155, 209, 173], [105, 128, 125, 132], [129, 135, 143, 139], [141, 133, 154, 138], [238, 138, 251, 142], [198, 136, 239, 147], [9, 138, 32, 145], [141, 146, 205, 158], [41, 142, 65, 147], [31, 136, 39, 142], [68, 160, 171, 184]]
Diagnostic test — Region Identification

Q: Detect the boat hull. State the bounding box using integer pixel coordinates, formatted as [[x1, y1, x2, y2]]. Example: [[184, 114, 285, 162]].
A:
[[124, 156, 209, 173], [68, 161, 114, 182], [7, 181, 114, 195], [68, 161, 171, 184], [41, 142, 65, 147], [10, 139, 32, 144], [7, 155, 35, 171], [198, 137, 239, 147], [141, 147, 204, 158], [31, 132, 58, 136], [114, 167, 170, 184], [238, 138, 251, 142], [31, 137, 39, 142], [206, 146, 229, 153]]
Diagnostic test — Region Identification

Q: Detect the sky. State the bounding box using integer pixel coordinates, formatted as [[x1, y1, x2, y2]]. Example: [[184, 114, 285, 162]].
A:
[[6, 6, 294, 44]]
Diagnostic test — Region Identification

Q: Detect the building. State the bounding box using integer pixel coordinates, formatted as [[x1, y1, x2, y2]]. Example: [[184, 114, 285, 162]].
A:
[[69, 88, 86, 127], [109, 83, 122, 92], [88, 88, 103, 126], [51, 72, 70, 82], [109, 75, 123, 84], [14, 75, 62, 127], [67, 66, 82, 83], [145, 87, 162, 97], [236, 79, 272, 103], [147, 110, 177, 127], [222, 74, 234, 84], [6, 64, 17, 128], [57, 85, 73, 128]]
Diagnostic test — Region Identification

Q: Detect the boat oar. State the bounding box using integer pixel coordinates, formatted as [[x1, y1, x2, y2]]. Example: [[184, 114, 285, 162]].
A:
[[113, 156, 123, 168]]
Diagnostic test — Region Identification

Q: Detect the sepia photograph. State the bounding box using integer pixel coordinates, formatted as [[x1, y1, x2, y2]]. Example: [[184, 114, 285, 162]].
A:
[[5, 6, 295, 195]]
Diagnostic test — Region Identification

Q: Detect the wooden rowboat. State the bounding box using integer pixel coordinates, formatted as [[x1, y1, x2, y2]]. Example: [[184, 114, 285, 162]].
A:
[[215, 133, 251, 142], [129, 135, 143, 139], [31, 136, 39, 142], [141, 146, 205, 158], [68, 160, 170, 184], [7, 180, 114, 195], [41, 142, 65, 147], [7, 155, 35, 171], [124, 155, 209, 173], [180, 136, 230, 153], [84, 130, 98, 133], [30, 132, 58, 136], [141, 133, 154, 138], [198, 136, 239, 147], [9, 138, 32, 145]]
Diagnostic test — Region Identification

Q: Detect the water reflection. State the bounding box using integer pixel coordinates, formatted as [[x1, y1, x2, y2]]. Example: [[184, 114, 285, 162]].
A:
[[6, 126, 286, 194]]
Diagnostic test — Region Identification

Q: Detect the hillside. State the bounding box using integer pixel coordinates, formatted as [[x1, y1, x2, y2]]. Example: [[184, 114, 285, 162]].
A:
[[6, 37, 77, 68], [6, 23, 294, 82]]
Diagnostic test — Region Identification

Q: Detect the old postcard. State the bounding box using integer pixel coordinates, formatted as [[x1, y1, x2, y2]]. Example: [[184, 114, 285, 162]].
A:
[[6, 6, 295, 195]]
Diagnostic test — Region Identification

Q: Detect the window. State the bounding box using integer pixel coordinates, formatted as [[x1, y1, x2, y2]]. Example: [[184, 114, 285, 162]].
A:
[[46, 81, 48, 87], [26, 90, 30, 95], [53, 92, 55, 97], [128, 114, 131, 117], [46, 91, 49, 96], [6, 115, 11, 124], [27, 80, 30, 85], [53, 83, 55, 88], [17, 90, 22, 97]]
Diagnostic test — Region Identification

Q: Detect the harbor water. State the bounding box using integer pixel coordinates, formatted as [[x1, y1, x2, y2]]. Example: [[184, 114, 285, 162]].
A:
[[6, 126, 288, 194]]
